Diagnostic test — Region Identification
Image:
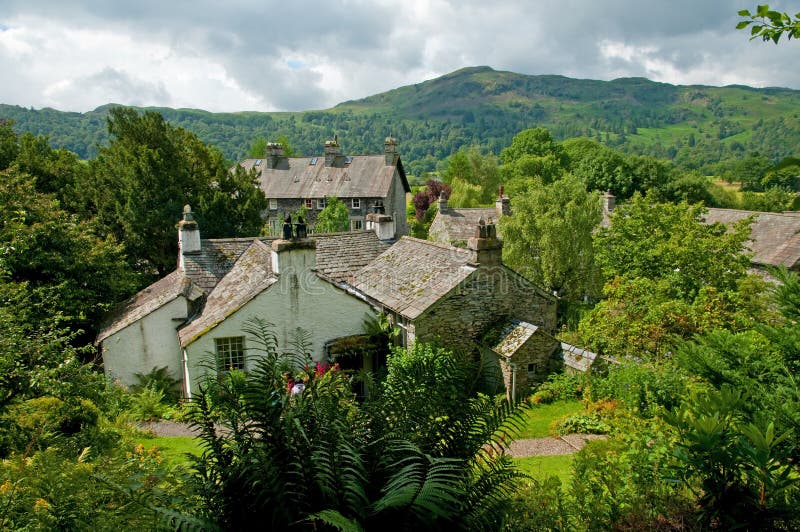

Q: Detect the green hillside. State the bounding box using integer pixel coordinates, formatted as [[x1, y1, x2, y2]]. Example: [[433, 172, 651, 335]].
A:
[[3, 66, 800, 175]]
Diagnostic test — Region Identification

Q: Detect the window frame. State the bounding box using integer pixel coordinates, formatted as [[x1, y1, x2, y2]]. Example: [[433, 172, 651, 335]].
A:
[[305, 199, 313, 209], [350, 218, 363, 231], [215, 336, 246, 373], [317, 198, 326, 210], [351, 198, 361, 209], [269, 198, 278, 210]]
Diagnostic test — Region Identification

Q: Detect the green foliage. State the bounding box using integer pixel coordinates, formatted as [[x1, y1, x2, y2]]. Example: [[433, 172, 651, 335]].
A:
[[183, 320, 526, 530], [587, 361, 686, 417], [666, 385, 800, 529], [503, 476, 573, 531], [533, 372, 584, 402], [0, 119, 19, 170], [738, 5, 800, 43], [314, 195, 350, 233], [500, 174, 601, 301], [554, 413, 609, 436], [439, 146, 501, 205], [132, 366, 182, 403], [87, 107, 266, 276]]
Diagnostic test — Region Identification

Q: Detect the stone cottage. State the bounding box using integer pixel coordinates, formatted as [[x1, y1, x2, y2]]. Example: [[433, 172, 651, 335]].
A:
[[239, 136, 410, 237], [97, 208, 562, 400]]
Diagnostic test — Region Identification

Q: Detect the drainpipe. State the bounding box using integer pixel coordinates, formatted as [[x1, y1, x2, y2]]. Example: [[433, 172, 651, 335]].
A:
[[509, 361, 517, 402], [182, 348, 192, 401]]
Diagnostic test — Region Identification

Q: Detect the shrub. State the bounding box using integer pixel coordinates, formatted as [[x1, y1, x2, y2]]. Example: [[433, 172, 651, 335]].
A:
[[554, 413, 609, 436], [503, 476, 574, 531], [587, 360, 686, 417], [529, 389, 554, 405], [132, 366, 181, 403], [532, 371, 584, 402]]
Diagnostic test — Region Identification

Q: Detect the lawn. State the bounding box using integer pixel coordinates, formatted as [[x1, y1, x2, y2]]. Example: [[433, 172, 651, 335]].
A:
[[518, 399, 584, 439], [131, 435, 203, 468], [514, 455, 573, 484]]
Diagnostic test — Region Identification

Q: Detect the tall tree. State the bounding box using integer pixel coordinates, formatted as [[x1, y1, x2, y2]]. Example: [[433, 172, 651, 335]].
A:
[[88, 107, 266, 276], [500, 174, 601, 301], [439, 146, 500, 205]]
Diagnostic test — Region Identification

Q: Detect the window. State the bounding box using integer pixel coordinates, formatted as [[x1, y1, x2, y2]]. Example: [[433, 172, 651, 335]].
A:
[[254, 159, 262, 166], [215, 337, 245, 372], [309, 157, 318, 165], [269, 198, 278, 210], [527, 363, 539, 379], [317, 198, 326, 209], [350, 218, 363, 231], [305, 199, 313, 209], [351, 198, 361, 209]]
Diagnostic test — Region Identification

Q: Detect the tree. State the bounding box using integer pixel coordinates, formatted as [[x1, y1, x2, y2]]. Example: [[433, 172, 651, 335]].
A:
[[562, 137, 633, 197], [314, 196, 349, 233], [500, 174, 601, 302], [0, 119, 19, 170], [738, 5, 800, 43], [88, 107, 266, 276], [439, 146, 500, 204], [500, 128, 567, 195]]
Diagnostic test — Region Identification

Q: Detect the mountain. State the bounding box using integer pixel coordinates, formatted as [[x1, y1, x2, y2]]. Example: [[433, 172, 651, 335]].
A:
[[3, 66, 800, 175]]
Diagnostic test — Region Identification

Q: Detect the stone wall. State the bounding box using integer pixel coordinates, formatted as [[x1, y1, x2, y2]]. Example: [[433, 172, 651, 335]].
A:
[[495, 332, 560, 401], [410, 265, 556, 355]]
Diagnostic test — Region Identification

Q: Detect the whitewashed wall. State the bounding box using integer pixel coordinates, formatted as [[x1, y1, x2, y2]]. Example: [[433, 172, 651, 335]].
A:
[[183, 272, 374, 394], [101, 296, 189, 387]]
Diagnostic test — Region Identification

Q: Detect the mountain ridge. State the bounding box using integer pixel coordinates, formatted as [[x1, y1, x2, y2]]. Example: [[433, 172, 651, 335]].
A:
[[3, 66, 800, 174]]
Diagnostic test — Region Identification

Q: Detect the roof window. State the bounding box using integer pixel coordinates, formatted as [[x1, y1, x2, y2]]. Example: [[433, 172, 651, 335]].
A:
[[254, 159, 262, 166], [309, 157, 318, 165]]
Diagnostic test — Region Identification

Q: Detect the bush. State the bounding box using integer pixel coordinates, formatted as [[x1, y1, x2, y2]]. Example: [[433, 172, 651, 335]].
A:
[[530, 371, 584, 403], [553, 413, 609, 436], [131, 366, 181, 403], [587, 361, 686, 417], [503, 476, 574, 531]]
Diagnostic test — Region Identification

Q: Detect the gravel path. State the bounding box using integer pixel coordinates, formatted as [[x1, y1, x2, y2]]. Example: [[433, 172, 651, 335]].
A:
[[508, 434, 607, 458], [139, 421, 605, 458]]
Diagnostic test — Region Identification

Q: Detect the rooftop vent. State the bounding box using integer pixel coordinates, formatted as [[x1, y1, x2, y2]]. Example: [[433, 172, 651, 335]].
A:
[[309, 157, 318, 165], [254, 159, 262, 166], [344, 156, 353, 165]]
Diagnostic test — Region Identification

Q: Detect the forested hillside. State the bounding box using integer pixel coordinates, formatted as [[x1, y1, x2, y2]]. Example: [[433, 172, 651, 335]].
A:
[[3, 66, 800, 175]]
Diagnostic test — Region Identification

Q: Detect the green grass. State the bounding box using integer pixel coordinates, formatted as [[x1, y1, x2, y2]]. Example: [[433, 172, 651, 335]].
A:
[[519, 399, 584, 439], [514, 455, 573, 484], [131, 435, 203, 468]]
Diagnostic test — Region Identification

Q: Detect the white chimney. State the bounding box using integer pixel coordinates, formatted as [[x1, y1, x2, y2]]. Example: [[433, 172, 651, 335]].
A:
[[366, 212, 396, 241], [178, 205, 201, 271], [271, 239, 316, 275]]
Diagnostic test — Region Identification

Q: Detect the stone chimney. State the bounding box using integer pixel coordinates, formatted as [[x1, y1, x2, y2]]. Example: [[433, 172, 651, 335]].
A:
[[437, 191, 448, 212], [266, 142, 285, 169], [603, 190, 616, 213], [467, 217, 503, 267], [324, 136, 339, 167], [384, 135, 399, 166], [495, 185, 511, 218], [271, 238, 316, 275], [366, 212, 395, 241], [178, 205, 201, 271]]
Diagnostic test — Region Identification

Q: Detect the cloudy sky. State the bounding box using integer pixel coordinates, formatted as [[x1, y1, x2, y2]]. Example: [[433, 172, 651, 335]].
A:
[[0, 0, 798, 113]]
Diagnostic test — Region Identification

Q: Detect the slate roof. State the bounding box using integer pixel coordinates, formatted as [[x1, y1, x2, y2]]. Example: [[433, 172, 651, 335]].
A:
[[492, 320, 540, 358], [429, 207, 501, 245], [182, 238, 260, 293], [96, 271, 204, 344], [179, 240, 276, 347], [314, 231, 392, 283], [240, 155, 410, 199], [558, 342, 598, 372], [703, 208, 800, 268], [350, 237, 476, 319]]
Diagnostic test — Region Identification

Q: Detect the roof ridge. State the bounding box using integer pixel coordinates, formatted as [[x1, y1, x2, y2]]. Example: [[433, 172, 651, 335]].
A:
[[399, 235, 473, 255]]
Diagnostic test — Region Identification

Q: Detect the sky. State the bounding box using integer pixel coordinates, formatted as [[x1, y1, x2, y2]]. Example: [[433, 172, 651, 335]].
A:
[[0, 0, 798, 113]]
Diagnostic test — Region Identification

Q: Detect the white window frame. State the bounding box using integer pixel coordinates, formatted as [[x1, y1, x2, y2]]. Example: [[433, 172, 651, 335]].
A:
[[268, 218, 281, 236], [351, 198, 361, 209], [215, 336, 246, 372], [269, 198, 278, 210], [350, 218, 363, 231], [317, 198, 326, 210], [305, 199, 313, 209]]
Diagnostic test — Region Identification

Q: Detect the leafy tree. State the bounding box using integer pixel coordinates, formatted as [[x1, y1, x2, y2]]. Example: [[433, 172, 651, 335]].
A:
[[0, 119, 19, 170], [500, 127, 563, 164], [411, 179, 451, 221], [247, 136, 267, 158], [439, 146, 500, 204], [500, 174, 601, 302], [738, 4, 800, 43], [562, 137, 633, 197], [88, 107, 266, 276], [500, 128, 567, 194], [314, 196, 350, 233]]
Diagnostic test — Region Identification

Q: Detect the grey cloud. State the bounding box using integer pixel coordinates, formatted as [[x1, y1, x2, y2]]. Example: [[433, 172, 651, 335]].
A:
[[51, 67, 172, 108]]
